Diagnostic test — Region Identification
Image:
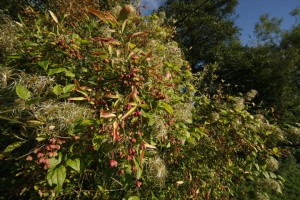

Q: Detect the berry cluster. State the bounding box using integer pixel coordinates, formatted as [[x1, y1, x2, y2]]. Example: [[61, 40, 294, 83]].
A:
[[26, 138, 65, 169]]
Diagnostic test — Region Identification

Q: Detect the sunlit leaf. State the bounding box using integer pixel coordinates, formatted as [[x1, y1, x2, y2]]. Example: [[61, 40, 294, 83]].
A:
[[120, 106, 137, 120], [129, 32, 147, 40], [63, 84, 75, 94], [48, 10, 58, 23], [128, 196, 140, 200], [48, 68, 66, 75], [2, 141, 25, 154], [66, 158, 80, 173], [104, 93, 120, 99], [68, 97, 86, 101], [53, 85, 62, 96], [159, 101, 174, 114], [47, 165, 66, 191], [133, 158, 143, 179], [65, 70, 75, 77], [16, 84, 31, 100], [38, 61, 50, 71], [100, 110, 116, 118]]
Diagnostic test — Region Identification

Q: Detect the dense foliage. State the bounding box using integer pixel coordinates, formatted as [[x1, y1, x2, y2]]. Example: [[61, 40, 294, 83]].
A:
[[0, 1, 299, 200]]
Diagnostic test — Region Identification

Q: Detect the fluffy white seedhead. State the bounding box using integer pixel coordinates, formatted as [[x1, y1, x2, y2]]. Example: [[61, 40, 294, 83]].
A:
[[153, 115, 168, 139], [210, 112, 220, 123], [147, 157, 167, 186], [173, 103, 193, 123], [246, 89, 258, 101], [266, 156, 279, 172], [34, 101, 93, 134], [232, 97, 245, 110]]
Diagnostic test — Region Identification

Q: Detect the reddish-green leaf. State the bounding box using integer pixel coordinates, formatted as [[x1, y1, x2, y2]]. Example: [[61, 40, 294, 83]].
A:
[[100, 110, 116, 118]]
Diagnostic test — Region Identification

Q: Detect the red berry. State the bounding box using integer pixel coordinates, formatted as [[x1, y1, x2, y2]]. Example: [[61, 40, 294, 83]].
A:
[[118, 169, 125, 175], [127, 155, 133, 161], [38, 157, 45, 163], [33, 148, 39, 154], [49, 138, 56, 144], [136, 181, 142, 188], [129, 147, 136, 156], [37, 152, 44, 158], [131, 138, 136, 143], [109, 160, 118, 168], [46, 145, 51, 151], [26, 155, 33, 161]]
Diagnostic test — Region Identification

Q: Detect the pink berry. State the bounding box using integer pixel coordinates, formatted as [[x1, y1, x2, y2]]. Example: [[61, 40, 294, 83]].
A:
[[136, 181, 142, 188], [26, 155, 33, 161], [109, 160, 118, 168]]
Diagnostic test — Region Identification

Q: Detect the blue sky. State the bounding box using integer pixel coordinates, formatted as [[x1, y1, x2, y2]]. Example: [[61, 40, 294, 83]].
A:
[[140, 0, 300, 45], [236, 0, 300, 45]]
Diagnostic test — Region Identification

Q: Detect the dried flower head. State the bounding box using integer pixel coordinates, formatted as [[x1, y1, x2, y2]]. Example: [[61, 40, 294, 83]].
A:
[[173, 103, 193, 123], [287, 126, 300, 144], [17, 73, 55, 96], [254, 114, 266, 123], [232, 97, 245, 110], [273, 127, 285, 142], [264, 179, 282, 193], [0, 67, 16, 91], [34, 101, 93, 134], [256, 192, 270, 200], [266, 156, 279, 172], [152, 115, 168, 139], [210, 112, 220, 123], [147, 157, 167, 186], [246, 89, 258, 101], [0, 10, 21, 56]]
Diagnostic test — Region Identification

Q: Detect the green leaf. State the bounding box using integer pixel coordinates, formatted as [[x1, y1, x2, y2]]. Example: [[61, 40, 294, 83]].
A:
[[36, 135, 47, 142], [128, 196, 140, 200], [66, 158, 80, 173], [133, 158, 142, 179], [53, 85, 62, 96], [159, 101, 174, 114], [48, 68, 66, 76], [26, 97, 41, 104], [16, 84, 31, 100], [38, 61, 50, 71], [27, 120, 45, 126], [2, 141, 25, 154], [47, 165, 66, 192], [63, 84, 75, 94], [65, 70, 75, 77], [49, 152, 62, 167], [92, 135, 106, 151]]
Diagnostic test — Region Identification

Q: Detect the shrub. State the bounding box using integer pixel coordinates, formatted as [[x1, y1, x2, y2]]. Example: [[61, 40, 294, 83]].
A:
[[0, 5, 284, 200]]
